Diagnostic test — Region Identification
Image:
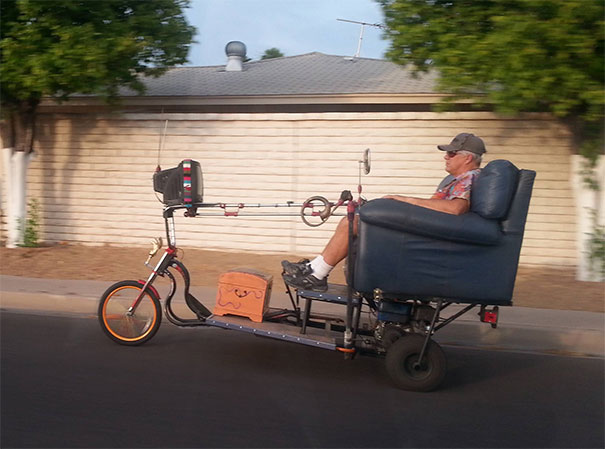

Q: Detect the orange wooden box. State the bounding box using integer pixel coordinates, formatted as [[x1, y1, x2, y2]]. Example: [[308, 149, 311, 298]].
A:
[[213, 269, 273, 323]]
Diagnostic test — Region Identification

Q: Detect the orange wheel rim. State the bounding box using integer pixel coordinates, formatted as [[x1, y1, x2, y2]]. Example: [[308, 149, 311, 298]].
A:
[[102, 286, 157, 342]]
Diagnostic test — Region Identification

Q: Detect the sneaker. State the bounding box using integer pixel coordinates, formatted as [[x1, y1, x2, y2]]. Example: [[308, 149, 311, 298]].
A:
[[283, 271, 328, 292], [281, 259, 311, 277]]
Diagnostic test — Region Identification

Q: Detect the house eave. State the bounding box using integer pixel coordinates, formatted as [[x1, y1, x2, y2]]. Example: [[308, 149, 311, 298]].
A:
[[39, 92, 461, 108]]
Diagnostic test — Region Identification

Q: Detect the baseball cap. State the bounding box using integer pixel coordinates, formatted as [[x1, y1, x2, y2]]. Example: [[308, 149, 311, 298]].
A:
[[438, 133, 486, 155]]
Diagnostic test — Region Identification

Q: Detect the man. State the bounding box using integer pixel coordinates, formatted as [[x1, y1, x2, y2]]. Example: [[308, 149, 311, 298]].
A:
[[282, 132, 486, 292]]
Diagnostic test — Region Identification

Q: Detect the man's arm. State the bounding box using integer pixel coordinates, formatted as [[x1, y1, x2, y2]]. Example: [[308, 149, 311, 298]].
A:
[[382, 195, 470, 215]]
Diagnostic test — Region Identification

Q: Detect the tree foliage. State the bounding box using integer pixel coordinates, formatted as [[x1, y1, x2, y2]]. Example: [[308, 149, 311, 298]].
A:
[[379, 0, 604, 157], [0, 0, 195, 150], [261, 48, 284, 60]]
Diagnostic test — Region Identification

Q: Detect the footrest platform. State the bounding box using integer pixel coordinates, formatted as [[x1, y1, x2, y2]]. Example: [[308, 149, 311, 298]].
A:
[[298, 283, 361, 305]]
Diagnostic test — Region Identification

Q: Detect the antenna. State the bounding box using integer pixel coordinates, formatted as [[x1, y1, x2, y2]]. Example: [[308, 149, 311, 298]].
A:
[[337, 18, 384, 58], [156, 119, 169, 172]]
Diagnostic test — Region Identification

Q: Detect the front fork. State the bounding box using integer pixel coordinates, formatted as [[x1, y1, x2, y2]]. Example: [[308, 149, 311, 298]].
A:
[[129, 207, 179, 315], [128, 247, 176, 315]]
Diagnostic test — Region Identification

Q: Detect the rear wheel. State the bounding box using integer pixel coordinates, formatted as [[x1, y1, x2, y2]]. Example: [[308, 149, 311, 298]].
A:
[[98, 280, 162, 345], [385, 334, 446, 392]]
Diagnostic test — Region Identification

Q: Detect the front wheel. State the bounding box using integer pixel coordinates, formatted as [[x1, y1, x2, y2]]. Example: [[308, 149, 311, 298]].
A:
[[98, 280, 162, 345], [385, 334, 446, 392]]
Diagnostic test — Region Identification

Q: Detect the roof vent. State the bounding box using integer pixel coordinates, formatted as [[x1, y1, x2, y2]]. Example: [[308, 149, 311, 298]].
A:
[[225, 41, 246, 72]]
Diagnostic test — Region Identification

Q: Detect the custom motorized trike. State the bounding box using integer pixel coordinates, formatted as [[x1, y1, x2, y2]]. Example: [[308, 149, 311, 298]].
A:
[[98, 151, 535, 391]]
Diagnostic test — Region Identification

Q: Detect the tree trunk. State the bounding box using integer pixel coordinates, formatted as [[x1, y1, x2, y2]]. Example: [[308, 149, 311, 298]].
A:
[[565, 117, 604, 280], [571, 155, 605, 281], [1, 101, 38, 247]]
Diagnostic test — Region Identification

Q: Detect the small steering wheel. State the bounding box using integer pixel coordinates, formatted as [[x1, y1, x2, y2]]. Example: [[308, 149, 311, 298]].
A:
[[300, 196, 332, 227]]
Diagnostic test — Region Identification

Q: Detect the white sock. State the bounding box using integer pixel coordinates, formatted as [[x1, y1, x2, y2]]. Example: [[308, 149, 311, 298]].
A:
[[309, 255, 334, 280]]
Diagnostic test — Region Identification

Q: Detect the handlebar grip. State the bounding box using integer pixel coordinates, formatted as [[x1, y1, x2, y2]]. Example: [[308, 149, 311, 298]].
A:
[[340, 190, 353, 202]]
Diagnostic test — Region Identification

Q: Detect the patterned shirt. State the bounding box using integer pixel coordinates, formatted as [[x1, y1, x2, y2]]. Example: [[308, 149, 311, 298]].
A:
[[431, 169, 481, 202]]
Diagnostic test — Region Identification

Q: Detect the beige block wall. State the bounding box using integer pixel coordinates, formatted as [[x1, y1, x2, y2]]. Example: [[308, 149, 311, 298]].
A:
[[6, 111, 575, 266]]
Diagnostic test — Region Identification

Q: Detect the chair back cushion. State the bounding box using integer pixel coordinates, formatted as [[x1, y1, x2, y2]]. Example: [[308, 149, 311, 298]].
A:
[[471, 160, 519, 219]]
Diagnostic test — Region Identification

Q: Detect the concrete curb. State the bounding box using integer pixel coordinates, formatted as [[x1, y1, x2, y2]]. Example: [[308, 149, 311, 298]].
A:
[[1, 275, 603, 358]]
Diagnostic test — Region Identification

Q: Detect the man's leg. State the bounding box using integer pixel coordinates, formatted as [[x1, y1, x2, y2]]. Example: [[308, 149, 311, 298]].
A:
[[282, 216, 358, 291], [321, 215, 358, 266]]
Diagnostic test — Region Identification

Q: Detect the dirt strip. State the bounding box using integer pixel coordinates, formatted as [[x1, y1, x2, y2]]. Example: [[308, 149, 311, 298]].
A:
[[1, 245, 603, 313]]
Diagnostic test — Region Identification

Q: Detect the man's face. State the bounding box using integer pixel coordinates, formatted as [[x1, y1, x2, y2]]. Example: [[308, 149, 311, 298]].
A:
[[444, 150, 471, 175]]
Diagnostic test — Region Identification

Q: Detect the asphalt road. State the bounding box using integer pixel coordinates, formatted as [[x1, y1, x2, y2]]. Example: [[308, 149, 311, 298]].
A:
[[1, 311, 603, 449]]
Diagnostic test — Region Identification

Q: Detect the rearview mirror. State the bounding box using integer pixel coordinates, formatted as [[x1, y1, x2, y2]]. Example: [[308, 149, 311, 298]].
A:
[[362, 148, 371, 175]]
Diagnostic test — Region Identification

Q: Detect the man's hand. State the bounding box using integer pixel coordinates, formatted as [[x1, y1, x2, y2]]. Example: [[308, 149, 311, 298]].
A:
[[382, 195, 470, 215]]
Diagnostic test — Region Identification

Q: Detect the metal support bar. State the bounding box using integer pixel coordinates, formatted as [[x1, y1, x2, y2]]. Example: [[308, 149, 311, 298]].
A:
[[284, 284, 300, 312], [163, 210, 177, 249], [433, 304, 477, 332], [351, 300, 362, 348], [205, 317, 337, 351], [415, 299, 443, 369], [163, 202, 347, 219], [344, 200, 357, 349], [191, 212, 347, 218], [301, 297, 312, 335]]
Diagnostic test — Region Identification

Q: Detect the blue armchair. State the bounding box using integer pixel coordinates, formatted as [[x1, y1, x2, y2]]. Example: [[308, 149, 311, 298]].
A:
[[353, 160, 536, 305]]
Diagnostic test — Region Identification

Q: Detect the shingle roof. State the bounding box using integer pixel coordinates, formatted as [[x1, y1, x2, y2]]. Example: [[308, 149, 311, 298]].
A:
[[123, 52, 437, 97]]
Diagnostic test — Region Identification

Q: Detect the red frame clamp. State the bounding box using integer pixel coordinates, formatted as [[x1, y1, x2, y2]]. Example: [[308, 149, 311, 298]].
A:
[[219, 203, 245, 217]]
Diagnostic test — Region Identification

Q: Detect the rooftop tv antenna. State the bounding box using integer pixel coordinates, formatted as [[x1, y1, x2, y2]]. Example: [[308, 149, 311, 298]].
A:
[[337, 18, 384, 58]]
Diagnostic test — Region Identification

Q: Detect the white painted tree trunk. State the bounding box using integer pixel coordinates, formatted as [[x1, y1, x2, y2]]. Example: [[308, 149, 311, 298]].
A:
[[571, 154, 605, 281], [2, 147, 34, 248]]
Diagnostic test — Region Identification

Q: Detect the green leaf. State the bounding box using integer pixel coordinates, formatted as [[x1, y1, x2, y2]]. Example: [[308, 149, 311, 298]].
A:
[[1, 0, 195, 106], [379, 0, 604, 158]]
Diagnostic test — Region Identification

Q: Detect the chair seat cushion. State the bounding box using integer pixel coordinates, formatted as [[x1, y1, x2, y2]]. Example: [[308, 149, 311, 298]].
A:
[[360, 198, 501, 246]]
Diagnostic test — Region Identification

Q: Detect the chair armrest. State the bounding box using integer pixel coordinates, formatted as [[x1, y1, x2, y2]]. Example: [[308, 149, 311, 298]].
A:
[[359, 198, 501, 245]]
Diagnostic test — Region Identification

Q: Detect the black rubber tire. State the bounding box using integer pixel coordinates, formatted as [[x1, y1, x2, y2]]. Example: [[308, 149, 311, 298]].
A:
[[385, 334, 447, 392], [98, 280, 162, 346]]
